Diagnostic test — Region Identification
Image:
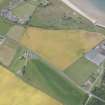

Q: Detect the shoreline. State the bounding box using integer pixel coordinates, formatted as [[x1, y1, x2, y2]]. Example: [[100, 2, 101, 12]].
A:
[[61, 0, 105, 28]]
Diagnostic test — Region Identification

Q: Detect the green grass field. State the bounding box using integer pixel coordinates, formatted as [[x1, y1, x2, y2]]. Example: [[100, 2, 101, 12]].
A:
[[0, 17, 14, 35], [29, 0, 95, 30], [10, 48, 88, 105], [12, 2, 36, 18], [9, 47, 26, 71], [6, 25, 25, 41], [64, 57, 98, 85], [0, 0, 10, 10], [28, 0, 105, 35], [27, 0, 39, 5]]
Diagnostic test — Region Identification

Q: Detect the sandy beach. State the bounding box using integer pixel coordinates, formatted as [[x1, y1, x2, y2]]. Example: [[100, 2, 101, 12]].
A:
[[61, 0, 105, 28]]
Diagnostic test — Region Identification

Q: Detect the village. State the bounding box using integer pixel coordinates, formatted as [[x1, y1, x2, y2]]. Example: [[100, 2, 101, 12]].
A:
[[0, 0, 105, 105], [0, 0, 49, 24]]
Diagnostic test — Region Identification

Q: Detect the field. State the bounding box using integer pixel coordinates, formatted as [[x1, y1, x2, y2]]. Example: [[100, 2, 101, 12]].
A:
[[28, 0, 105, 35], [0, 65, 62, 105], [0, 0, 4, 3], [64, 57, 98, 85], [21, 27, 105, 69], [0, 0, 10, 10], [12, 2, 36, 19], [0, 17, 14, 35], [6, 25, 25, 42], [0, 39, 18, 66], [27, 0, 39, 5], [10, 47, 87, 105], [29, 0, 95, 30]]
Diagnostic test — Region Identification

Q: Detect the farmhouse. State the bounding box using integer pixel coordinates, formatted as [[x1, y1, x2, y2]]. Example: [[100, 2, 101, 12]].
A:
[[85, 41, 105, 65], [0, 0, 35, 24]]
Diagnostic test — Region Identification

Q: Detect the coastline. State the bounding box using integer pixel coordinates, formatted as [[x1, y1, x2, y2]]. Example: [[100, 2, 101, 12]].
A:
[[61, 0, 105, 28]]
